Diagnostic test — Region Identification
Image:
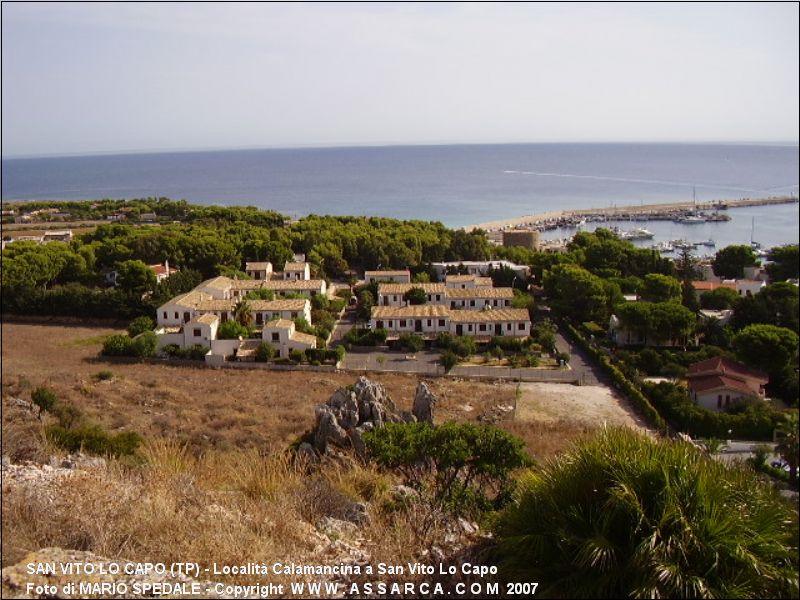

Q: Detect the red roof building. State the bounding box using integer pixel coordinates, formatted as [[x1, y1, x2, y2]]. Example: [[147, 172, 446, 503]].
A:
[[686, 356, 768, 411]]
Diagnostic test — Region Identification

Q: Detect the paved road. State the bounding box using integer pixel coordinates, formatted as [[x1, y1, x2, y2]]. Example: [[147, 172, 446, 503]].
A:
[[553, 329, 605, 386], [328, 308, 358, 348]]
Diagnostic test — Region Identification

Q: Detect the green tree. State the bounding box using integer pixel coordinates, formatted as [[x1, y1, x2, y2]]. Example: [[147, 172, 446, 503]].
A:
[[775, 412, 799, 485], [364, 422, 530, 515], [232, 299, 253, 328], [255, 342, 277, 362], [127, 316, 154, 337], [116, 260, 157, 294], [403, 287, 427, 305], [217, 320, 249, 340], [733, 324, 798, 376], [543, 264, 610, 322], [492, 428, 799, 598], [700, 287, 740, 310], [766, 244, 799, 282], [713, 245, 757, 279], [640, 273, 681, 303], [356, 289, 374, 321], [399, 333, 424, 352], [31, 387, 57, 419]]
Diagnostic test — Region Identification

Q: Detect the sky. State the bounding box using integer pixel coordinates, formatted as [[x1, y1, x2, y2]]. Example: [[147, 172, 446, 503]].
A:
[[2, 2, 798, 157]]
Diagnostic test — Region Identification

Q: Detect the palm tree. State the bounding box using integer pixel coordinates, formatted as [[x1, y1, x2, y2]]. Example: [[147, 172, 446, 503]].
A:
[[492, 428, 799, 598], [232, 299, 253, 328], [776, 412, 799, 485]]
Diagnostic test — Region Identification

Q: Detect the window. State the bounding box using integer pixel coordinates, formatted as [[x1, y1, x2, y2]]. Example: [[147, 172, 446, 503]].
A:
[[388, 321, 393, 328], [291, 312, 298, 318], [506, 323, 511, 330], [183, 312, 190, 323], [193, 328, 201, 337], [163, 311, 167, 319], [479, 324, 486, 332], [221, 313, 228, 322], [256, 313, 263, 325], [400, 320, 407, 327], [725, 395, 731, 407], [470, 300, 476, 307], [518, 323, 524, 330], [427, 320, 432, 326], [439, 319, 446, 327], [435, 295, 441, 301], [272, 333, 280, 342], [174, 312, 179, 319], [717, 395, 723, 408]]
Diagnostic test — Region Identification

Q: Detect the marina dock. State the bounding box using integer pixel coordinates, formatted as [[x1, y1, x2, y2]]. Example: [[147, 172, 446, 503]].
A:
[[467, 195, 798, 232]]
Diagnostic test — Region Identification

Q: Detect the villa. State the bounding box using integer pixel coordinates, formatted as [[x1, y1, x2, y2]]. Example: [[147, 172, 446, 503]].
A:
[[686, 356, 768, 411], [430, 260, 530, 280], [375, 281, 515, 310]]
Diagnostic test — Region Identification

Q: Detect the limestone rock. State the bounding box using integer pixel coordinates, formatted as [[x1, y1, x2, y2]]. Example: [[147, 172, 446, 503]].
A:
[[412, 382, 437, 424]]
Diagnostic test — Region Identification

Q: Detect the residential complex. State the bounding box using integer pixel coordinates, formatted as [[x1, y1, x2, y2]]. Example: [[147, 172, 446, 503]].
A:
[[369, 274, 530, 338], [154, 262, 321, 362]]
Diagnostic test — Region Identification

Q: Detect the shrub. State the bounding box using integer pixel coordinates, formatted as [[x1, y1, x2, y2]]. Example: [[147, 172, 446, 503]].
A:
[[345, 327, 388, 346], [127, 315, 154, 337], [94, 371, 114, 381], [31, 387, 57, 416], [434, 332, 454, 349], [398, 333, 424, 353], [403, 287, 428, 305], [45, 424, 142, 457], [289, 349, 304, 363], [130, 331, 158, 358], [310, 294, 330, 310], [440, 351, 458, 372], [449, 336, 476, 358], [255, 342, 277, 362], [491, 428, 799, 598], [364, 422, 530, 517], [217, 320, 249, 340], [101, 334, 134, 356]]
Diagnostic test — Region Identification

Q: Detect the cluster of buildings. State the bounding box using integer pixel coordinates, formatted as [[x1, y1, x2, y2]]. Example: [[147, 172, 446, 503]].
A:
[[0, 229, 73, 250], [154, 260, 324, 364], [686, 356, 768, 411], [364, 269, 532, 339]]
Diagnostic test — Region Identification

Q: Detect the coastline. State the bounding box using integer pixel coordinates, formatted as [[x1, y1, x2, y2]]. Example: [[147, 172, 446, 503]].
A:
[[465, 195, 799, 232]]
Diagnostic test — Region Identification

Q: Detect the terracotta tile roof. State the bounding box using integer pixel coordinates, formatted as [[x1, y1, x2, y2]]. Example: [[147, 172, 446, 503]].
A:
[[194, 299, 235, 311], [688, 375, 758, 396], [446, 287, 515, 299], [265, 319, 294, 329], [283, 262, 308, 271], [249, 299, 308, 311], [194, 313, 219, 325], [449, 308, 530, 323], [377, 283, 446, 295], [198, 276, 233, 291], [230, 279, 325, 291], [290, 331, 318, 346], [371, 305, 451, 319], [149, 263, 177, 276], [687, 357, 768, 382], [245, 261, 272, 270], [164, 291, 214, 309], [366, 270, 410, 277], [690, 281, 736, 291]]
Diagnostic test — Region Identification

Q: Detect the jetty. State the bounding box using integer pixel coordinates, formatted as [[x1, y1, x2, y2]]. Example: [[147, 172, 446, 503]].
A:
[[466, 195, 798, 232]]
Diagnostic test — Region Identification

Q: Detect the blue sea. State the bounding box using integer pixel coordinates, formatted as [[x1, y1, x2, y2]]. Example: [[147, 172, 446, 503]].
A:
[[3, 143, 798, 249]]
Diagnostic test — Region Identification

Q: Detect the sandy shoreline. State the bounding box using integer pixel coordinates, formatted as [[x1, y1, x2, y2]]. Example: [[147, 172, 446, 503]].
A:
[[464, 195, 798, 231]]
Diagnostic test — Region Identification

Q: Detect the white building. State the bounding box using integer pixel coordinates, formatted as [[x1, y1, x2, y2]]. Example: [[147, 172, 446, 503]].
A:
[[735, 279, 766, 297], [370, 306, 530, 339], [261, 319, 318, 358], [431, 260, 530, 280], [245, 262, 273, 281], [365, 270, 412, 284], [281, 262, 311, 281], [444, 274, 493, 288], [377, 283, 447, 307]]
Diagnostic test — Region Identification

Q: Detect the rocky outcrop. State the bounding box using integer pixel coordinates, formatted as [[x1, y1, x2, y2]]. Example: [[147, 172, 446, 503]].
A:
[[312, 376, 422, 455], [412, 382, 437, 424]]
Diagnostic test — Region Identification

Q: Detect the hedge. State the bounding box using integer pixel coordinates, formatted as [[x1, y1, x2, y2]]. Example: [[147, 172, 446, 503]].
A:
[[564, 323, 667, 432]]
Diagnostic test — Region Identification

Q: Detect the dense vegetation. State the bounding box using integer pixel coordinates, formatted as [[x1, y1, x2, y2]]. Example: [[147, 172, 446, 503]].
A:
[[492, 428, 799, 598]]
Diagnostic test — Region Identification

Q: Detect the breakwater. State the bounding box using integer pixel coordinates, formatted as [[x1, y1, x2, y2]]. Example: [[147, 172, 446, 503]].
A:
[[468, 195, 798, 232]]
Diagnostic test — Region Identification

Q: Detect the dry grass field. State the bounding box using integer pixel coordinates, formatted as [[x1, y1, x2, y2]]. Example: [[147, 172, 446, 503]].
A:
[[1, 321, 646, 463]]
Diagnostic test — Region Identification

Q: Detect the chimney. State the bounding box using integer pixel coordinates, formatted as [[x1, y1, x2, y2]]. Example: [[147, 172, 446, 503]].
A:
[[165, 259, 170, 275]]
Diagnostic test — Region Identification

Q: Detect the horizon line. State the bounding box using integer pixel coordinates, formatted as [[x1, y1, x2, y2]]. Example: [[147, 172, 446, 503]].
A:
[[4, 139, 799, 161]]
